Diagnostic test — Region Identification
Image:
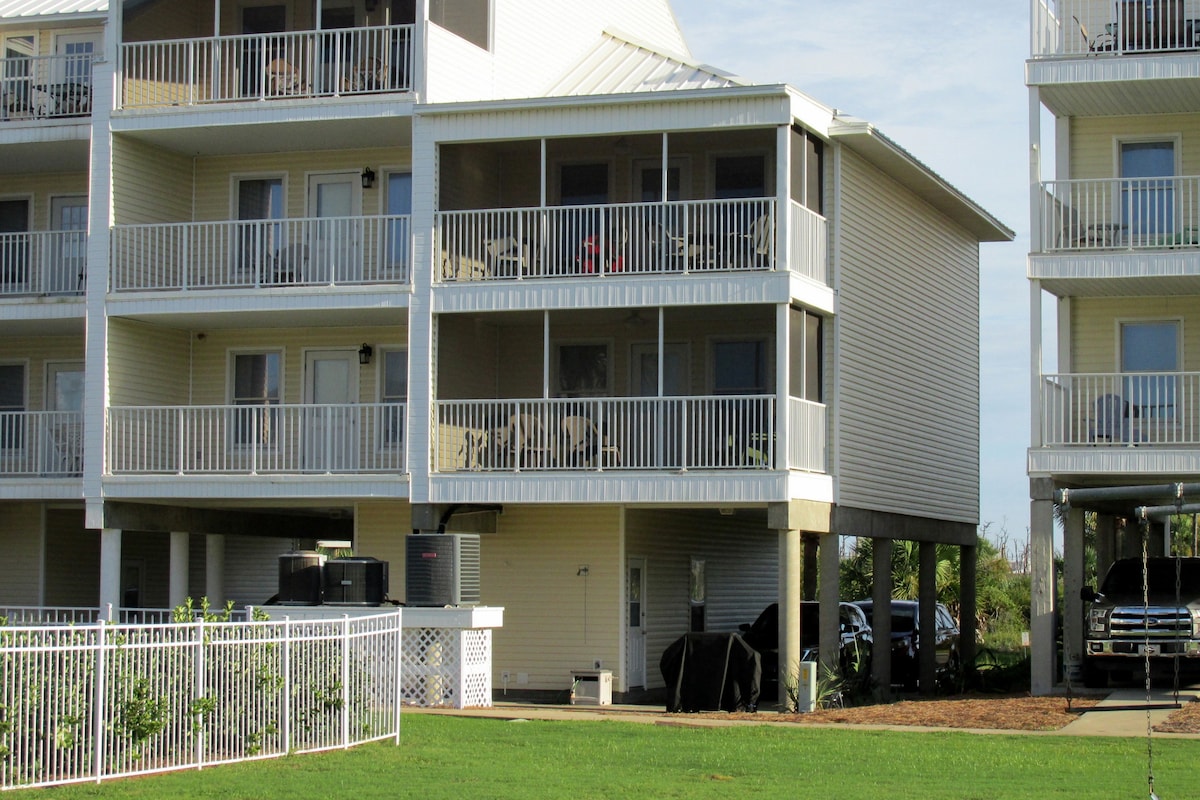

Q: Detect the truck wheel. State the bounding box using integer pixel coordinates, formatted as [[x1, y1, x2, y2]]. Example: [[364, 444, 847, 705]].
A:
[[1081, 658, 1106, 689]]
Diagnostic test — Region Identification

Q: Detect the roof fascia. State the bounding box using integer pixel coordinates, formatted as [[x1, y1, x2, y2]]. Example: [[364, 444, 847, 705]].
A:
[[416, 83, 792, 118], [831, 118, 1014, 243]]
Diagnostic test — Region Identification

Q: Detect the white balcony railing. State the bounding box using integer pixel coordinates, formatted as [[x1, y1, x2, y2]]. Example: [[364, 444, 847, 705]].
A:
[[436, 198, 784, 282], [789, 397, 827, 472], [107, 403, 406, 475], [0, 53, 95, 121], [0, 411, 82, 477], [120, 25, 413, 108], [1036, 177, 1200, 253], [0, 230, 86, 295], [1032, 0, 1200, 58], [788, 201, 828, 284], [435, 395, 804, 472], [110, 215, 410, 291], [1040, 372, 1200, 445]]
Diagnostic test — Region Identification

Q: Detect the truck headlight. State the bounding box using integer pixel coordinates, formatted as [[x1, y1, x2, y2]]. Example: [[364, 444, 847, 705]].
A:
[[1088, 607, 1110, 634], [1191, 608, 1200, 637]]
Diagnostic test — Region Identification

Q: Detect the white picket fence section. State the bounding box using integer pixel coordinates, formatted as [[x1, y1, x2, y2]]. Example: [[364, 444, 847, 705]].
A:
[[0, 611, 404, 790]]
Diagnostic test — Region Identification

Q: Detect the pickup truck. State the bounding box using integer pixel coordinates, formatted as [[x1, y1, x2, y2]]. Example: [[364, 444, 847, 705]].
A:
[[1079, 557, 1200, 688]]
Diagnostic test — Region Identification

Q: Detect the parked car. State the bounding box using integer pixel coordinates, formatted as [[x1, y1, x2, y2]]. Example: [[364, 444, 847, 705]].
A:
[[739, 601, 873, 696], [852, 599, 960, 691]]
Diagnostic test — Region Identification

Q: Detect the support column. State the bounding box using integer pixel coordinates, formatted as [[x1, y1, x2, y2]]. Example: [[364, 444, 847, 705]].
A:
[[1095, 514, 1115, 583], [818, 533, 840, 676], [1030, 481, 1057, 695], [99, 528, 121, 620], [1062, 507, 1085, 686], [918, 541, 938, 695], [959, 543, 977, 680], [871, 537, 893, 699], [802, 535, 819, 601], [169, 531, 190, 609], [778, 527, 801, 709], [205, 534, 226, 605]]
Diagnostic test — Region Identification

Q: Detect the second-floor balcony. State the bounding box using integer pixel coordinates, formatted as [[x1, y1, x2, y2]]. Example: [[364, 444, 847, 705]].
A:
[[110, 215, 410, 292], [0, 231, 86, 297], [1, 53, 94, 122], [0, 411, 82, 478], [106, 403, 405, 476], [434, 395, 826, 474], [1033, 0, 1200, 58], [120, 25, 414, 109], [1035, 176, 1200, 253], [1040, 372, 1199, 446], [436, 199, 827, 284]]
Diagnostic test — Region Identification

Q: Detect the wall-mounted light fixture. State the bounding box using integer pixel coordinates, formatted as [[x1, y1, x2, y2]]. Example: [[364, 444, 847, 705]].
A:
[[358, 343, 374, 365], [361, 167, 376, 189]]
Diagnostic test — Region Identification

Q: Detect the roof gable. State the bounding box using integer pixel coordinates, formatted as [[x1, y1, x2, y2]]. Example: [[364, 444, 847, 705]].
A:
[[545, 30, 743, 97]]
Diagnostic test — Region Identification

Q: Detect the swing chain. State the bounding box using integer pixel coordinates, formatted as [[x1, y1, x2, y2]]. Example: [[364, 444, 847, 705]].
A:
[[1141, 524, 1156, 800]]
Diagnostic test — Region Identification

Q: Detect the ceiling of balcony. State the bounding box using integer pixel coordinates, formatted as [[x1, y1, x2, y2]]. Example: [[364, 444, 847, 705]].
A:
[[1030, 252, 1200, 298], [112, 101, 413, 158], [1028, 56, 1200, 117], [0, 135, 90, 175]]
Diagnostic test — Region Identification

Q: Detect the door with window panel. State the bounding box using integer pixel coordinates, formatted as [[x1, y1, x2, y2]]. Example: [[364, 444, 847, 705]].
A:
[[1121, 321, 1179, 443]]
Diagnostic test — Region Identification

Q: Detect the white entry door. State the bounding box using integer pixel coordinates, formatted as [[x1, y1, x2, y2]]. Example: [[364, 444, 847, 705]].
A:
[[45, 361, 83, 474], [308, 173, 361, 283], [626, 557, 647, 688], [303, 350, 358, 471], [50, 196, 87, 293]]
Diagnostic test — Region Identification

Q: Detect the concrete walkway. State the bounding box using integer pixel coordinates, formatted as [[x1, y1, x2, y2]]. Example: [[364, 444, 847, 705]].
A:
[[411, 689, 1200, 738]]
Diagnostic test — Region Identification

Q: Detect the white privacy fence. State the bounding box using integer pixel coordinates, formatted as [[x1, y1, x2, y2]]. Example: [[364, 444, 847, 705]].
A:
[[0, 612, 404, 790], [1036, 177, 1200, 252], [120, 25, 414, 107], [435, 395, 785, 472], [0, 231, 86, 296], [1032, 0, 1200, 57], [107, 403, 406, 475], [436, 198, 779, 281], [1040, 372, 1200, 445], [111, 215, 411, 291]]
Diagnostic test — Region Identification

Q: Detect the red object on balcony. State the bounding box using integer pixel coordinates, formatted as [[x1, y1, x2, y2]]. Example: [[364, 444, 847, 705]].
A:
[[578, 234, 623, 273]]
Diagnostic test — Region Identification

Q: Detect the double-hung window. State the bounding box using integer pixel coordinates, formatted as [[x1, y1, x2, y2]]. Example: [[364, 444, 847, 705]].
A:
[[1121, 321, 1179, 424], [380, 348, 407, 447], [232, 352, 281, 445]]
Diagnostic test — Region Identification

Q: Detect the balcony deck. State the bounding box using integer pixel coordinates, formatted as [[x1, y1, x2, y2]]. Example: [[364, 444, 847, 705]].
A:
[[0, 54, 94, 124], [436, 199, 827, 286], [110, 215, 410, 293], [119, 25, 414, 109], [0, 411, 82, 478], [0, 231, 86, 297]]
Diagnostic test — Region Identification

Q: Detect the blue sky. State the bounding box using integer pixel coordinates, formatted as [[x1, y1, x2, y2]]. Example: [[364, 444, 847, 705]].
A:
[[671, 2, 1032, 541]]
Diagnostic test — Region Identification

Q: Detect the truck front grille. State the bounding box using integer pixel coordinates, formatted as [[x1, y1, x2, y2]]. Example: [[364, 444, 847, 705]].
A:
[[1110, 606, 1191, 638]]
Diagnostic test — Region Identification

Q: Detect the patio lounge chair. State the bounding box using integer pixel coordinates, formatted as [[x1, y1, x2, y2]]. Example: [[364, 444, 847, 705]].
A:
[[506, 413, 552, 468], [559, 415, 620, 468], [1089, 393, 1126, 443]]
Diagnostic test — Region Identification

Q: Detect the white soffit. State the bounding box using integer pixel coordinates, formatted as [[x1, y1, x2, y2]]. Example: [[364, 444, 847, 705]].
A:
[[0, 0, 107, 21], [546, 30, 744, 97]]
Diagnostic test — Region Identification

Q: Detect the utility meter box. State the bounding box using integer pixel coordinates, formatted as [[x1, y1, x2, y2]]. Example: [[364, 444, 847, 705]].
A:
[[569, 669, 612, 705], [796, 661, 817, 713]]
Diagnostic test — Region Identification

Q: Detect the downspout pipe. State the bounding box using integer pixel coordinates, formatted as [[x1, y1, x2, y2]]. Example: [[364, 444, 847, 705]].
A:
[[1056, 482, 1200, 507]]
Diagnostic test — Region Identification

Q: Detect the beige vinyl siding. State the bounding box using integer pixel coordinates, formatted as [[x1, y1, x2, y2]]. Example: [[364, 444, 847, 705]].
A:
[[0, 503, 43, 605], [107, 319, 190, 406], [111, 138, 193, 225], [124, 2, 204, 43], [836, 148, 980, 525], [43, 507, 95, 607], [121, 531, 170, 608], [0, 336, 83, 410], [0, 173, 89, 231], [1070, 115, 1200, 179], [437, 315, 500, 398], [625, 508, 778, 691], [482, 505, 621, 692], [1071, 296, 1200, 372], [354, 502, 413, 601], [188, 326, 405, 405], [225, 535, 307, 608], [192, 148, 410, 222]]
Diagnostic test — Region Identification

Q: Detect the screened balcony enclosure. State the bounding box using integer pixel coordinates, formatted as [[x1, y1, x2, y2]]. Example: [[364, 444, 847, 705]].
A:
[[432, 305, 827, 474], [436, 128, 828, 285]]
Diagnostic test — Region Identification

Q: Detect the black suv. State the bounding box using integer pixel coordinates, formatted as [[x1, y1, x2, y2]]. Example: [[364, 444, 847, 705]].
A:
[[852, 599, 960, 691], [739, 601, 873, 695]]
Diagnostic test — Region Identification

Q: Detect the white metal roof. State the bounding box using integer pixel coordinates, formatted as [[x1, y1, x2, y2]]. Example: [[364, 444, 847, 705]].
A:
[[545, 30, 743, 97], [0, 0, 106, 21]]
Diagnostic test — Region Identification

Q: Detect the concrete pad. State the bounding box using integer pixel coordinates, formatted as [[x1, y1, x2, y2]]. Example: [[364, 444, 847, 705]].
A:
[[1059, 687, 1199, 737]]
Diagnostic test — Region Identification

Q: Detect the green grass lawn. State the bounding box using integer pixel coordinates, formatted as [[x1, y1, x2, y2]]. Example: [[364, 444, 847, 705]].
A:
[[21, 714, 1194, 800]]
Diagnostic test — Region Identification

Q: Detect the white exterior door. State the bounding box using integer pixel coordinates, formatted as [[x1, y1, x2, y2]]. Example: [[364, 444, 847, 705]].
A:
[[45, 362, 83, 474], [626, 557, 647, 688], [304, 350, 358, 471], [308, 173, 361, 283], [50, 196, 86, 293]]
